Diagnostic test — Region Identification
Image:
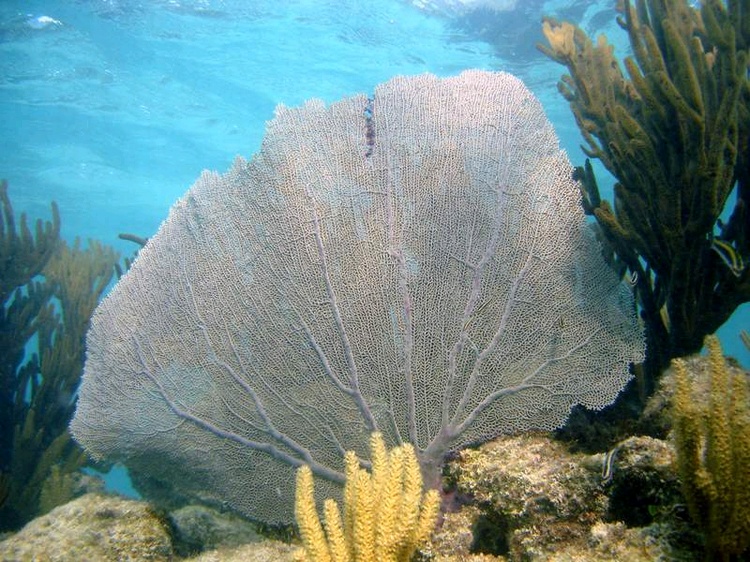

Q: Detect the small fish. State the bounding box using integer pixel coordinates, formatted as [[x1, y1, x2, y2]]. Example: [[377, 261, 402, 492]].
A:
[[363, 97, 375, 157], [601, 446, 619, 484], [741, 330, 750, 352], [626, 270, 638, 289], [711, 238, 745, 278]]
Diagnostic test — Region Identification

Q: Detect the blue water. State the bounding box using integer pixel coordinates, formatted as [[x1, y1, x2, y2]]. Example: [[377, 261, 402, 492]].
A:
[[1, 1, 747, 357]]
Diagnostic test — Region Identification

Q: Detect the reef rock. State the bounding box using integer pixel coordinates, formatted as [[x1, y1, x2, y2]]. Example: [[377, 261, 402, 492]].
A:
[[183, 540, 298, 562], [0, 493, 172, 561], [445, 433, 694, 561], [169, 503, 261, 556]]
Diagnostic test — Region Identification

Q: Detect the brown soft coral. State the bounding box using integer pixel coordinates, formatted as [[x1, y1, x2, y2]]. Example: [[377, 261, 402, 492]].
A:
[[540, 0, 750, 396]]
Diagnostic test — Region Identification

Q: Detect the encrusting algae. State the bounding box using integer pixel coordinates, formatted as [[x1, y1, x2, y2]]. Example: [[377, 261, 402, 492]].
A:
[[294, 432, 440, 562]]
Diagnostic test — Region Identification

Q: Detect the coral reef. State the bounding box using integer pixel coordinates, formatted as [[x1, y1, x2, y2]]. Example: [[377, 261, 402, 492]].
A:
[[0, 491, 297, 562], [0, 431, 704, 561], [294, 432, 440, 562], [444, 433, 696, 561], [539, 0, 750, 395], [448, 434, 607, 559], [671, 335, 750, 560], [0, 181, 121, 531], [641, 337, 749, 438], [599, 436, 681, 528], [185, 541, 299, 562]]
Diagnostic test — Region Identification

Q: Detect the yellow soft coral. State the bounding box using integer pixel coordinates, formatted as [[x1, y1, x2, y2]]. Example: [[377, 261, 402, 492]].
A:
[[672, 335, 750, 560], [294, 432, 440, 562]]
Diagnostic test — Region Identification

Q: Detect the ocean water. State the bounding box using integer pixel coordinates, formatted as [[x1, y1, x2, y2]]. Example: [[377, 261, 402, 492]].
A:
[[0, 0, 621, 245], [1, 0, 748, 498], [2, 0, 746, 355]]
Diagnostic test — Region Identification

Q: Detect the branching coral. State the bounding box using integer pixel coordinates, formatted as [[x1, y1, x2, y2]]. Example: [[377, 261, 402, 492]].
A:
[[539, 0, 750, 395], [0, 179, 60, 529], [672, 335, 750, 560], [0, 181, 121, 530], [294, 432, 440, 562], [0, 179, 60, 466]]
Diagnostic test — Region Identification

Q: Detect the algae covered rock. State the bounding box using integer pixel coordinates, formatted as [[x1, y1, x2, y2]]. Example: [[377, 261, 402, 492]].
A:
[[445, 433, 693, 561], [601, 436, 680, 527], [449, 434, 606, 559], [545, 521, 674, 562], [183, 540, 298, 562], [0, 493, 172, 561], [422, 505, 507, 561], [169, 504, 261, 556]]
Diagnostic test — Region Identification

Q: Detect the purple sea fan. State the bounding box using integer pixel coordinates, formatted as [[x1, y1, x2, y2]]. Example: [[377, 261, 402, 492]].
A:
[[70, 70, 645, 524]]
